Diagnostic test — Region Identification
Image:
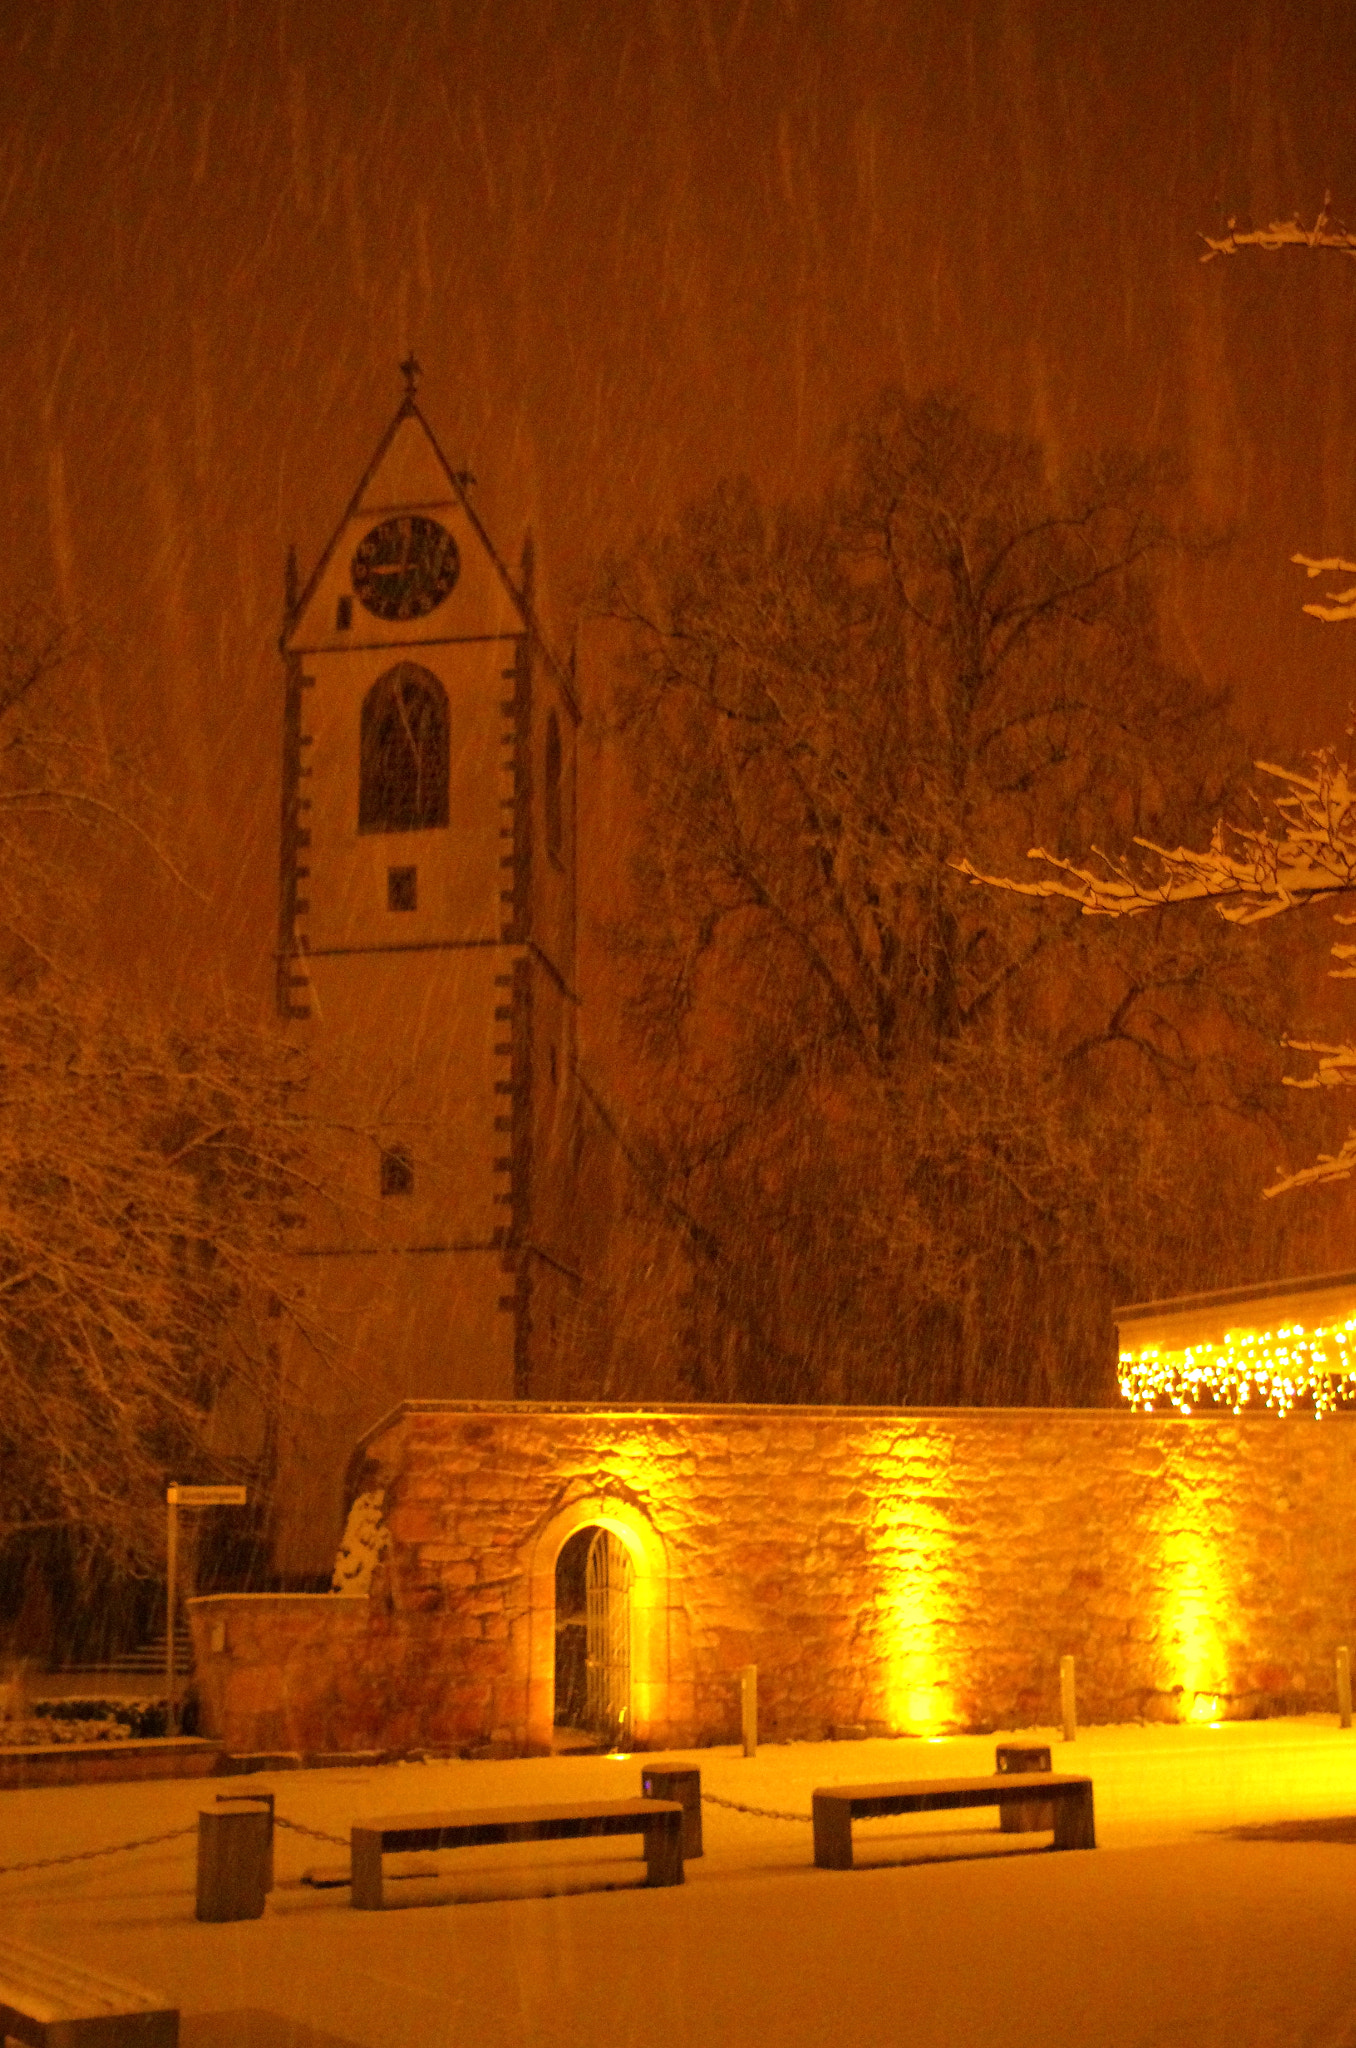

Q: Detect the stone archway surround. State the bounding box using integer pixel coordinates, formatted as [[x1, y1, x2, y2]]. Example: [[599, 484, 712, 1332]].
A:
[[521, 1491, 691, 1752]]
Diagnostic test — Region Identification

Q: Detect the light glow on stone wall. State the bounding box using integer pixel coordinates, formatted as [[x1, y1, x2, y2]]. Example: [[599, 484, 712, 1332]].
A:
[[869, 1427, 957, 1733], [1121, 1321, 1356, 1416], [1163, 1546, 1228, 1718], [1157, 1468, 1232, 1720]]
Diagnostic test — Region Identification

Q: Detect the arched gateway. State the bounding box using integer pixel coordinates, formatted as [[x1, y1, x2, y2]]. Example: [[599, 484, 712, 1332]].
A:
[[553, 1526, 634, 1746], [522, 1492, 679, 1754]]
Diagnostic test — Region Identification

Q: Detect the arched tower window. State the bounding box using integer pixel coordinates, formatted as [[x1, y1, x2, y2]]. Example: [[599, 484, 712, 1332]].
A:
[[544, 708, 563, 864], [359, 664, 449, 833]]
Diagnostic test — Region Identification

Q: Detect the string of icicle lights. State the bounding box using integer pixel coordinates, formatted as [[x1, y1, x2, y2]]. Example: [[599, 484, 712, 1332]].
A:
[[1119, 1319, 1356, 1416]]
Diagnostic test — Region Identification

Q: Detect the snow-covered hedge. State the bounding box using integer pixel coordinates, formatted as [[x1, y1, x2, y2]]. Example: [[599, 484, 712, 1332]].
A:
[[0, 1697, 196, 1744]]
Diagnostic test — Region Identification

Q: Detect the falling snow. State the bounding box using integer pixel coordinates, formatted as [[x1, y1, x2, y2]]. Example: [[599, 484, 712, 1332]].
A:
[[9, 2, 1356, 2038]]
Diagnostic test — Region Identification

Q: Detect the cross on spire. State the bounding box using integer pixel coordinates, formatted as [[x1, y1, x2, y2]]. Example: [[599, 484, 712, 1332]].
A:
[[399, 354, 422, 399]]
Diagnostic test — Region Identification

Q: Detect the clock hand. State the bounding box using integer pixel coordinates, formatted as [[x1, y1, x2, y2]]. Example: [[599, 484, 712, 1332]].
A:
[[370, 526, 412, 584]]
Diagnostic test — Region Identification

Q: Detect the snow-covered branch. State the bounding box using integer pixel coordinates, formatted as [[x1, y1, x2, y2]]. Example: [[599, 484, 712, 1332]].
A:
[[1264, 1129, 1356, 1196], [1258, 1042, 1356, 1194], [953, 751, 1356, 924], [1052, 206, 1356, 1208], [1282, 1039, 1356, 1088], [1293, 554, 1356, 622], [1201, 202, 1356, 262], [955, 745, 1356, 1191]]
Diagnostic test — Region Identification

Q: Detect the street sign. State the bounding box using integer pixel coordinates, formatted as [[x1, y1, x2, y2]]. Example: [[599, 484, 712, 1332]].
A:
[[167, 1484, 247, 1506]]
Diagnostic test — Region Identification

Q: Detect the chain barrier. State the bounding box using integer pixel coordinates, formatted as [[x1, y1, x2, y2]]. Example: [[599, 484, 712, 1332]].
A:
[[0, 1791, 807, 1881], [273, 1814, 350, 1849], [0, 1812, 349, 1880], [0, 1825, 198, 1879], [700, 1791, 810, 1823]]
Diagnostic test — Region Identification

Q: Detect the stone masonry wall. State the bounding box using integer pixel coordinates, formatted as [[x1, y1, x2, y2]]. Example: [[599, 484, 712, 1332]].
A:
[[189, 1402, 1356, 1755]]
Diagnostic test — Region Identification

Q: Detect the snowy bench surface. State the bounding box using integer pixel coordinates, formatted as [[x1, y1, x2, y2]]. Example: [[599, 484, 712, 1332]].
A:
[[812, 1773, 1096, 1869], [350, 1796, 686, 1907], [0, 1934, 178, 2047]]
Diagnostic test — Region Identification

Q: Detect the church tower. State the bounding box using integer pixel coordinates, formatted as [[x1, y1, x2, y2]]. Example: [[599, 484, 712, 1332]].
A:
[[272, 365, 582, 1578]]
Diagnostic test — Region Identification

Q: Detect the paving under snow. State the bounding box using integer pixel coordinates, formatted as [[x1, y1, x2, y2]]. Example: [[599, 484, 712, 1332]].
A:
[[4, 1719, 1356, 2046]]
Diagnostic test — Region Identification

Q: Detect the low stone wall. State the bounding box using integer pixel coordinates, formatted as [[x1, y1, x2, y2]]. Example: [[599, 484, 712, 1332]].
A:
[[189, 1595, 376, 1754], [191, 1402, 1356, 1754], [0, 1738, 219, 1792]]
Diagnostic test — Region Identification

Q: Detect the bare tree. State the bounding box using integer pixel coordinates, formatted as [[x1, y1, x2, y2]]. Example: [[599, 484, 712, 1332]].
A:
[[589, 392, 1309, 1407], [0, 609, 330, 1597], [0, 996, 320, 1580]]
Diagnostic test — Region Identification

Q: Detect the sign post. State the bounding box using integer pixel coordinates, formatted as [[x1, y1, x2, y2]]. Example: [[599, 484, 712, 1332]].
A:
[[166, 1482, 178, 1729], [165, 1484, 247, 1734]]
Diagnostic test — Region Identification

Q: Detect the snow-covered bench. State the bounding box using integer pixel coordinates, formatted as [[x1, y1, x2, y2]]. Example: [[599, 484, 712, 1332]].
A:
[[0, 1935, 178, 2046], [350, 1796, 686, 1908], [812, 1773, 1096, 1869]]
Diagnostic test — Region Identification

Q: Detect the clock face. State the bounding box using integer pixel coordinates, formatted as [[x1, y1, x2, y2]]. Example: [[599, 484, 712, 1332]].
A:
[[351, 515, 460, 622]]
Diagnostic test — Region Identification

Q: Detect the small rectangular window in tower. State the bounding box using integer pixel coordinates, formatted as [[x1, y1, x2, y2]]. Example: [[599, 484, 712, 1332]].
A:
[[380, 1146, 413, 1197], [387, 865, 417, 912], [336, 595, 353, 630]]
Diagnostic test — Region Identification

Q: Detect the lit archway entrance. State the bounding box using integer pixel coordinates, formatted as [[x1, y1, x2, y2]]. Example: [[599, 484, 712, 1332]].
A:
[[523, 1491, 686, 1754], [554, 1526, 634, 1749]]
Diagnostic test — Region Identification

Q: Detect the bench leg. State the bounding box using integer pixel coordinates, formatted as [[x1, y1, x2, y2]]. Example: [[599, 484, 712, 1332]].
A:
[[1000, 1798, 1055, 1834], [350, 1830, 385, 1909], [812, 1795, 854, 1870], [1052, 1785, 1096, 1851], [644, 1810, 685, 1887]]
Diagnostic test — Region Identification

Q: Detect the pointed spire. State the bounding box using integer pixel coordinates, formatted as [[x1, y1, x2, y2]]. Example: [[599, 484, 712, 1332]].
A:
[[284, 543, 300, 621], [520, 529, 536, 611], [399, 354, 422, 404]]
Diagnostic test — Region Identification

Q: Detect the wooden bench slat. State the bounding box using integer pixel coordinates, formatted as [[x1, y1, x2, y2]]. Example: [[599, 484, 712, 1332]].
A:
[[814, 1774, 1088, 1803], [353, 1797, 670, 1835], [0, 1937, 177, 2047]]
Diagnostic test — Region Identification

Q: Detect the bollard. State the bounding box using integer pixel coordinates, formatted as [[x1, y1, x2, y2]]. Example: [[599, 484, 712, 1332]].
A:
[[216, 1790, 275, 1889], [196, 1805, 270, 1921], [740, 1663, 758, 1757], [1060, 1656, 1077, 1743], [995, 1742, 1054, 1833], [1339, 1646, 1353, 1730], [641, 1766, 703, 1857]]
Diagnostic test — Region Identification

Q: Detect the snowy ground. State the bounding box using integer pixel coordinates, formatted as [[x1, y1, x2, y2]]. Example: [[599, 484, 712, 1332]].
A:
[[5, 1720, 1356, 2046]]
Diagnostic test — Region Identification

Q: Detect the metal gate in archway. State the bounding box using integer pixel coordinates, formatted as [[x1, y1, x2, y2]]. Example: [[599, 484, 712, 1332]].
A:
[[585, 1528, 634, 1745]]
